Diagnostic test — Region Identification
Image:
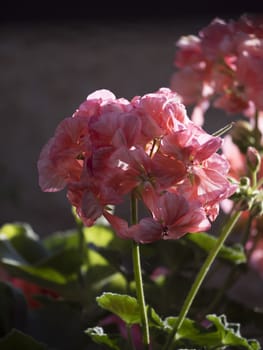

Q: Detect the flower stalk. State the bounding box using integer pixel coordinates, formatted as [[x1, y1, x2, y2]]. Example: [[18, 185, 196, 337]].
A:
[[163, 209, 241, 350], [131, 192, 150, 348]]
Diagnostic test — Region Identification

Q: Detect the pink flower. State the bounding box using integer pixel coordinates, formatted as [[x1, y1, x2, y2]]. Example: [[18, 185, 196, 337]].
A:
[[171, 13, 263, 122], [67, 184, 116, 227], [178, 153, 237, 220], [38, 116, 91, 192], [89, 110, 142, 149], [160, 123, 237, 219], [160, 122, 222, 163], [38, 87, 235, 242], [174, 35, 204, 68], [237, 37, 263, 110], [105, 190, 210, 243], [107, 146, 186, 196], [131, 190, 211, 243], [234, 14, 263, 39], [199, 18, 235, 59], [150, 266, 171, 281], [73, 89, 131, 120], [67, 157, 123, 226], [248, 234, 263, 279], [171, 68, 211, 106], [221, 134, 247, 180], [131, 88, 190, 141]]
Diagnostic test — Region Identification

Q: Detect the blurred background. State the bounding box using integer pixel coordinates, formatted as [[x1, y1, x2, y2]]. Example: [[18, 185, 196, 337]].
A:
[[1, 1, 263, 237]]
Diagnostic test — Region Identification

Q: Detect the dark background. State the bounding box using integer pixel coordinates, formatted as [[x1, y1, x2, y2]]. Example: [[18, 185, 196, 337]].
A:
[[1, 0, 263, 22]]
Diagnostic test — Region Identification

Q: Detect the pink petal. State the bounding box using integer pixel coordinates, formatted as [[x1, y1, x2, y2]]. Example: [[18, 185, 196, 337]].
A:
[[86, 89, 116, 101], [128, 218, 163, 244]]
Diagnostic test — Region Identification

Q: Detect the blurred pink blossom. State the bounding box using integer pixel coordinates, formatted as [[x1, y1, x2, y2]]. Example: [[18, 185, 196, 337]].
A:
[[171, 14, 263, 124]]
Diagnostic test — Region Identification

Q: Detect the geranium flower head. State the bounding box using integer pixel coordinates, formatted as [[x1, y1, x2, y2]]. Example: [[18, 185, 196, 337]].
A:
[[38, 88, 235, 242], [171, 13, 263, 123]]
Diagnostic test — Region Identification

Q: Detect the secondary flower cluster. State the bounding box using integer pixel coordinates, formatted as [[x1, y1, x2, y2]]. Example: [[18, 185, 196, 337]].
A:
[[171, 14, 263, 125], [38, 88, 236, 243]]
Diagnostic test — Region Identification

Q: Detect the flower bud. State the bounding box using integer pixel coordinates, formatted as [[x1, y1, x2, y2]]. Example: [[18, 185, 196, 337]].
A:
[[250, 200, 263, 217], [230, 120, 255, 154], [250, 191, 263, 217], [246, 146, 261, 174], [239, 176, 250, 189], [236, 197, 251, 211]]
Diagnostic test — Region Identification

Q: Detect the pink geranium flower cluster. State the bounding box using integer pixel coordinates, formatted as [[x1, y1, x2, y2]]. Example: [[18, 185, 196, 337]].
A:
[[171, 14, 263, 125], [38, 88, 236, 243]]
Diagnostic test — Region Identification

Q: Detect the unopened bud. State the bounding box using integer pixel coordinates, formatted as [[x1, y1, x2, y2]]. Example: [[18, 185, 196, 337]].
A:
[[230, 120, 255, 154], [250, 191, 263, 217], [250, 200, 263, 217], [247, 146, 261, 173], [239, 176, 250, 189], [236, 197, 251, 211]]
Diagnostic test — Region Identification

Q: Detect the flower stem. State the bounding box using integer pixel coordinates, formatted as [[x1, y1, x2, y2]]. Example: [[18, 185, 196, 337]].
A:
[[163, 210, 241, 350], [253, 109, 261, 150], [131, 193, 150, 348], [71, 206, 87, 286]]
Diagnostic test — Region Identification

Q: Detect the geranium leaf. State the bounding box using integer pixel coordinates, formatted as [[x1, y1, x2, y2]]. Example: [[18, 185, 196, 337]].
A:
[[0, 329, 48, 349], [207, 314, 260, 349], [0, 223, 48, 264], [185, 232, 246, 264], [164, 314, 260, 349], [85, 327, 120, 350], [0, 260, 70, 288], [96, 292, 164, 328], [97, 293, 141, 325], [84, 225, 114, 247]]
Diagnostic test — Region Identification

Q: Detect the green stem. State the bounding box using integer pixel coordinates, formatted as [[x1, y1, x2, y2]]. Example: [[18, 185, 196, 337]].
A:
[[254, 109, 261, 150], [200, 210, 252, 318], [212, 122, 235, 137], [72, 206, 87, 285], [163, 210, 241, 350], [76, 214, 87, 262], [131, 193, 150, 348], [256, 177, 263, 189], [241, 214, 254, 246]]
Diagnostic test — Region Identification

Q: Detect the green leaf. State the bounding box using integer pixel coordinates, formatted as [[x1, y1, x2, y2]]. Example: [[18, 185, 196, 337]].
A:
[[97, 292, 141, 325], [185, 232, 247, 264], [207, 314, 260, 349], [0, 223, 48, 264], [36, 248, 84, 275], [165, 316, 219, 345], [42, 226, 113, 270], [0, 237, 27, 265], [1, 259, 71, 288], [84, 225, 114, 247], [0, 329, 48, 349], [96, 292, 164, 328], [42, 229, 79, 252], [164, 314, 260, 349], [44, 225, 114, 251], [85, 327, 120, 350]]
